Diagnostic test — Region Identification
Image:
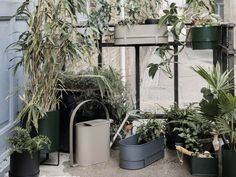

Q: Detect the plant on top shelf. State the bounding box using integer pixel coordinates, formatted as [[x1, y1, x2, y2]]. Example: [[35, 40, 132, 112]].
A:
[[148, 0, 221, 78], [141, 0, 168, 24], [88, 0, 112, 37], [115, 0, 168, 25]]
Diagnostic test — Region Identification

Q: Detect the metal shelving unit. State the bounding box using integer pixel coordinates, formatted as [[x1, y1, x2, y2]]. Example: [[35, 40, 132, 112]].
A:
[[99, 23, 236, 109]]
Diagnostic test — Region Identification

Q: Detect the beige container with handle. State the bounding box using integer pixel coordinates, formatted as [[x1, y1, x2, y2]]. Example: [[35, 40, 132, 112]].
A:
[[75, 119, 110, 166]]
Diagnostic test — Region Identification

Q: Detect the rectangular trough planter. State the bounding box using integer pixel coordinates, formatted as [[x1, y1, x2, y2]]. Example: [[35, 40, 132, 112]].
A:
[[119, 134, 165, 169], [114, 24, 168, 45], [184, 154, 218, 176]]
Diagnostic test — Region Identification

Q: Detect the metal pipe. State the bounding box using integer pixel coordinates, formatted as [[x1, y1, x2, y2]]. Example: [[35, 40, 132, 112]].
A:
[[174, 44, 179, 105], [120, 0, 126, 83]]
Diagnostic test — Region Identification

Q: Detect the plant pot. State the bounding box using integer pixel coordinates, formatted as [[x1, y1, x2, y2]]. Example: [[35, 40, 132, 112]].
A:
[[119, 134, 165, 169], [145, 19, 159, 24], [190, 155, 218, 176], [38, 110, 59, 152], [191, 26, 219, 50], [9, 151, 40, 177], [114, 24, 168, 45], [222, 149, 236, 177]]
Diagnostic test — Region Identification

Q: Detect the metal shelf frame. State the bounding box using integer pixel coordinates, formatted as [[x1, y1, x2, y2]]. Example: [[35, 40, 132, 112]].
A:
[[98, 23, 235, 109]]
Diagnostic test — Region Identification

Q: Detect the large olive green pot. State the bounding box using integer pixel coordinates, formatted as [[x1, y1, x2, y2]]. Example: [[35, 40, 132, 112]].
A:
[[38, 110, 60, 152], [191, 26, 219, 50], [222, 149, 236, 177]]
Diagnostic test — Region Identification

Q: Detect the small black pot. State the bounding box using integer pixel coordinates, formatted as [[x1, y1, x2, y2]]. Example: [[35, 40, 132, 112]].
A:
[[9, 151, 40, 177], [145, 19, 159, 24]]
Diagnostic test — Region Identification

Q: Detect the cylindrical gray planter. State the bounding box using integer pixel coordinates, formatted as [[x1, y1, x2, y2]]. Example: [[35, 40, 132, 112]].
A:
[[119, 134, 165, 169]]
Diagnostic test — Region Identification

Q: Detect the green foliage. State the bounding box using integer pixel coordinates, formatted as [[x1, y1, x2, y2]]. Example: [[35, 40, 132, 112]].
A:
[[148, 0, 221, 78], [193, 63, 233, 94], [11, 0, 95, 131], [173, 113, 214, 152], [217, 92, 236, 151], [174, 127, 200, 152], [162, 103, 197, 122], [88, 0, 112, 35], [8, 127, 51, 155], [193, 63, 233, 119], [115, 0, 168, 25], [148, 45, 174, 79], [60, 67, 133, 131], [163, 104, 214, 152], [137, 117, 165, 143]]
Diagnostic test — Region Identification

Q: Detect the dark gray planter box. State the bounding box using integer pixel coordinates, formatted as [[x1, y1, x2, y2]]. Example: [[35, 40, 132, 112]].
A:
[[190, 155, 218, 176], [119, 134, 165, 169]]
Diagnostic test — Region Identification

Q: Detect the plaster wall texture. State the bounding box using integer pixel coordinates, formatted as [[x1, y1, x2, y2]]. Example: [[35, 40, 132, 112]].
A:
[[224, 1, 236, 48]]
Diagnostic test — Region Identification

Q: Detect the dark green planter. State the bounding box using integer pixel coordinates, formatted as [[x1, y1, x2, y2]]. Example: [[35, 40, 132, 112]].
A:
[[190, 155, 218, 176], [38, 110, 59, 152], [222, 149, 236, 177], [9, 151, 40, 177], [191, 26, 219, 50]]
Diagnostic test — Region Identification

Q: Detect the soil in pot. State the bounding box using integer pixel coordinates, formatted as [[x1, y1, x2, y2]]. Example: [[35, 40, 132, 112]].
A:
[[9, 151, 40, 177], [145, 19, 159, 24]]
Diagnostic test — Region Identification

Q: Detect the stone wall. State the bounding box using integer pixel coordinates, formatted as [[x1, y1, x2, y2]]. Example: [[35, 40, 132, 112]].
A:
[[224, 1, 236, 47]]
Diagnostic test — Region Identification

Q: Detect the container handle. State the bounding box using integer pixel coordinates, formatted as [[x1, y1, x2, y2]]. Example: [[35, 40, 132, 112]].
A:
[[69, 99, 110, 167]]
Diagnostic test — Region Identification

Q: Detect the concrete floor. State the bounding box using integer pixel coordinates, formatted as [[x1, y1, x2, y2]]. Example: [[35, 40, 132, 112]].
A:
[[39, 150, 206, 177]]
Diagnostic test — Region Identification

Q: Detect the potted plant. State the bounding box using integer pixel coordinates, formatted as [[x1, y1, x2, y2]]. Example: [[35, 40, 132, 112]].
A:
[[140, 0, 167, 24], [147, 0, 221, 78], [216, 92, 236, 177], [188, 0, 221, 49], [58, 67, 132, 152], [8, 127, 50, 177], [13, 0, 95, 153], [119, 114, 165, 169], [193, 63, 233, 119], [162, 103, 197, 149], [113, 0, 168, 45], [173, 112, 218, 176]]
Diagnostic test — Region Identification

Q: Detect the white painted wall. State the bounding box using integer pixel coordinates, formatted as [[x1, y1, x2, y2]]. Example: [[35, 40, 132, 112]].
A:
[[0, 0, 26, 175], [224, 1, 236, 47]]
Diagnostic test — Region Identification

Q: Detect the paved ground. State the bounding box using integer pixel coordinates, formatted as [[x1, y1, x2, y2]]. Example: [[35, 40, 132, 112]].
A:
[[39, 150, 205, 177]]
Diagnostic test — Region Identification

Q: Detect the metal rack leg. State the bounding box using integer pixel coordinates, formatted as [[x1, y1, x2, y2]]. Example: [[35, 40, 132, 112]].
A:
[[40, 152, 60, 166], [174, 45, 179, 105], [135, 46, 140, 109]]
